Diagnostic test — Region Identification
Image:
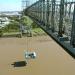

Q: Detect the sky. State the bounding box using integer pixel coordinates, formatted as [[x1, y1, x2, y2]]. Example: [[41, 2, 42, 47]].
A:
[[0, 0, 37, 11], [0, 0, 73, 12]]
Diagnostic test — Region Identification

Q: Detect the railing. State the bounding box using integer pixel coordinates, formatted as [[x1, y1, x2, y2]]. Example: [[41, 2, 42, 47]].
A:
[[25, 0, 75, 58]]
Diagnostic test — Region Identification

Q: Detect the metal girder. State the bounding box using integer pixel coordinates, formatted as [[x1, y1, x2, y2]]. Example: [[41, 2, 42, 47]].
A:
[[39, 0, 41, 20], [64, 2, 67, 16], [58, 0, 64, 37], [39, 0, 42, 21], [46, 0, 50, 29], [65, 2, 75, 4], [51, 0, 56, 32], [43, 0, 45, 25], [68, 3, 72, 17], [25, 0, 75, 58], [70, 4, 75, 47]]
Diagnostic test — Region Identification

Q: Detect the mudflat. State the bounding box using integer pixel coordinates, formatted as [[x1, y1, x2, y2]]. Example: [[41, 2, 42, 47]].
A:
[[0, 35, 75, 75]]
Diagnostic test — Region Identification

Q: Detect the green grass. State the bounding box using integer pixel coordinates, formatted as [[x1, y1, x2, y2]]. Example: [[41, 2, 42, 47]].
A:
[[33, 28, 44, 33], [1, 16, 46, 36], [32, 28, 46, 36]]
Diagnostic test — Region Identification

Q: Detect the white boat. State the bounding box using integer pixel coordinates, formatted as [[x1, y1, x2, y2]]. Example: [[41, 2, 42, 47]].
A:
[[25, 51, 36, 59]]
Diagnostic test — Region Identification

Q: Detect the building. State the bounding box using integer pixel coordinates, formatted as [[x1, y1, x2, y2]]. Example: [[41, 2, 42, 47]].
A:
[[0, 17, 10, 28]]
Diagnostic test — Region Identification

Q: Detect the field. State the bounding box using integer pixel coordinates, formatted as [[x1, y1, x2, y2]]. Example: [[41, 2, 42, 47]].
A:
[[0, 35, 75, 75]]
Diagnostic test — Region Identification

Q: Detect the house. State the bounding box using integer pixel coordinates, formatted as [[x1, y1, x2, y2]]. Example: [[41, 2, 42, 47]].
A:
[[0, 17, 10, 28]]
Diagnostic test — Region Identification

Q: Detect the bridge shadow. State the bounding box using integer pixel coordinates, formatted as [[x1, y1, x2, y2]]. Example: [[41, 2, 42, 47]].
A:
[[11, 61, 27, 67]]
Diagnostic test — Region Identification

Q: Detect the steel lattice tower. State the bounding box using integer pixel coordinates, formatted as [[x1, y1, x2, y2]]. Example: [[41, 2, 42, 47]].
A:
[[22, 0, 29, 10]]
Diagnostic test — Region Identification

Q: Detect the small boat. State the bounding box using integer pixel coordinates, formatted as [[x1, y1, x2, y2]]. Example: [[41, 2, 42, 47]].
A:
[[25, 51, 36, 59]]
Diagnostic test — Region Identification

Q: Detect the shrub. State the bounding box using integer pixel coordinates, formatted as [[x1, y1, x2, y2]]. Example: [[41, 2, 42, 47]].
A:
[[0, 29, 3, 37]]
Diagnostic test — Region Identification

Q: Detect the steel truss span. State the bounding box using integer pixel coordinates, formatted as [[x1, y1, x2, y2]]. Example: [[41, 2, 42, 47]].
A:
[[25, 0, 75, 58]]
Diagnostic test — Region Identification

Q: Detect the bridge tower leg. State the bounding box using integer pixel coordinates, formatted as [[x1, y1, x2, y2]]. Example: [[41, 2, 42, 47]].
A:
[[46, 0, 50, 29], [68, 3, 72, 17], [58, 0, 64, 37], [40, 0, 43, 23], [38, 0, 42, 21], [64, 0, 67, 16], [42, 0, 45, 26], [39, 0, 42, 22], [51, 0, 56, 32], [70, 4, 75, 47]]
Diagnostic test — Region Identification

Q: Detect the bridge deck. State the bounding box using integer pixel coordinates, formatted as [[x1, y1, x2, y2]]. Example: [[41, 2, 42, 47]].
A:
[[0, 35, 75, 75]]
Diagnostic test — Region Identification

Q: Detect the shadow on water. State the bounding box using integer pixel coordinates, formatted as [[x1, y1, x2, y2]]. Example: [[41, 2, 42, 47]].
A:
[[11, 61, 27, 67]]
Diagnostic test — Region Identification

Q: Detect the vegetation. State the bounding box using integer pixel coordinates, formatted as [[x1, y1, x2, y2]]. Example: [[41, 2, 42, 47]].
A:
[[31, 22, 39, 28], [3, 16, 20, 33], [0, 28, 3, 37], [0, 15, 45, 37], [20, 16, 33, 26], [3, 21, 19, 33]]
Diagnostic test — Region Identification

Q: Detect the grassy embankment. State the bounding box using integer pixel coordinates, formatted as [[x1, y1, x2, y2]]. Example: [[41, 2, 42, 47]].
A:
[[0, 16, 46, 37]]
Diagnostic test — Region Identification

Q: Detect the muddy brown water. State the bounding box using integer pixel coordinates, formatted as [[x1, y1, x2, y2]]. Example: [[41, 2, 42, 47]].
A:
[[0, 35, 75, 75]]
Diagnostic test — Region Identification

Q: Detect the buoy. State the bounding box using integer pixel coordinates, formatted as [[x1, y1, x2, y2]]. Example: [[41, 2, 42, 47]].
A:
[[25, 51, 36, 59]]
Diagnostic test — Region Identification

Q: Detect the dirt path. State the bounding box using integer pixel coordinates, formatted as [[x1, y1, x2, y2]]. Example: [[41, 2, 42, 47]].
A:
[[0, 35, 75, 75]]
